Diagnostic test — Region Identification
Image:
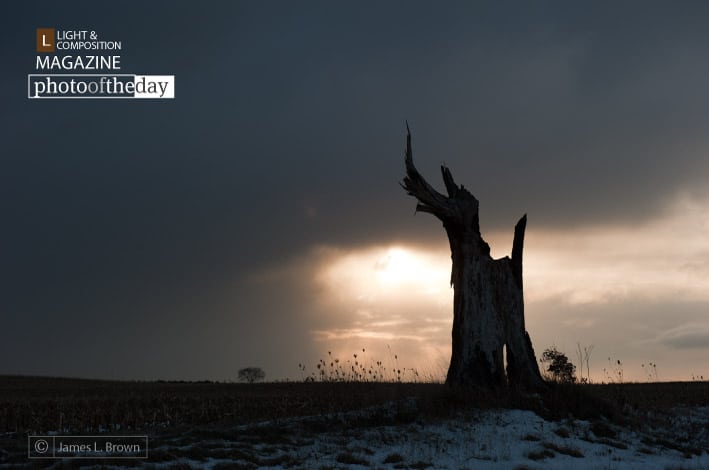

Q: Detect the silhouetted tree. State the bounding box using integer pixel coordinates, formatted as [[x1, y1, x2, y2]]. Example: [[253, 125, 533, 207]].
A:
[[401, 125, 544, 390], [541, 348, 576, 384], [238, 367, 265, 384]]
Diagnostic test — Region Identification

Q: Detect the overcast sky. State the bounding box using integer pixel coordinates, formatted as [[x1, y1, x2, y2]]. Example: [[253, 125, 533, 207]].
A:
[[2, 1, 709, 382]]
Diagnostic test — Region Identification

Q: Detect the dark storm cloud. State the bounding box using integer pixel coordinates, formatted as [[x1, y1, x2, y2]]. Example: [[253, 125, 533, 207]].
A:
[[3, 1, 709, 379]]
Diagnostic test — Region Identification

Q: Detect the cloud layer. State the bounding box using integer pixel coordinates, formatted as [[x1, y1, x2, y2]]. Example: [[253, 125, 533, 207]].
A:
[[2, 2, 709, 381]]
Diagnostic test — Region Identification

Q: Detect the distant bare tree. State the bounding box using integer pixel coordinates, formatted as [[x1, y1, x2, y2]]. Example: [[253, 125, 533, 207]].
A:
[[238, 367, 265, 384]]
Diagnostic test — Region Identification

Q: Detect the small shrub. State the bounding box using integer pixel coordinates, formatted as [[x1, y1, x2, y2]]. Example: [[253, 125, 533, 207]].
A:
[[540, 347, 576, 384]]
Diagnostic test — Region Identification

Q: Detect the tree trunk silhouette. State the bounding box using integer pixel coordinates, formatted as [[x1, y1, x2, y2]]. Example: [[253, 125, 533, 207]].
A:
[[401, 126, 544, 390]]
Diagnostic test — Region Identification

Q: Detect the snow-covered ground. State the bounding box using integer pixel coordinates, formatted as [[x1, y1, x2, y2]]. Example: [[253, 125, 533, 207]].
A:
[[147, 403, 709, 469]]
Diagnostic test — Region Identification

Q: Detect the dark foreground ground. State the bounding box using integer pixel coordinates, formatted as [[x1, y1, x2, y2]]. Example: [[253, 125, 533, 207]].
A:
[[0, 375, 707, 468]]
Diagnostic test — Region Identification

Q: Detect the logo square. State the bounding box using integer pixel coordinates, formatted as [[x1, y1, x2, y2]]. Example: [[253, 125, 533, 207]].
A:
[[36, 28, 55, 53]]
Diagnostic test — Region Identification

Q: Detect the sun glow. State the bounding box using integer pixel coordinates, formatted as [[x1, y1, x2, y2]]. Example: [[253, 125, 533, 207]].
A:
[[318, 245, 451, 300], [311, 244, 453, 376], [374, 247, 447, 287]]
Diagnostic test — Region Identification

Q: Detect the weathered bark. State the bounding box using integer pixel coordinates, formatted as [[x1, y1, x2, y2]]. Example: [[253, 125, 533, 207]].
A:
[[401, 125, 544, 390]]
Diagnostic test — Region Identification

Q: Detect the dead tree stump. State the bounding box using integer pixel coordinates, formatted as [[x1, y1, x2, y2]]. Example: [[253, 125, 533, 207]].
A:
[[401, 126, 544, 390]]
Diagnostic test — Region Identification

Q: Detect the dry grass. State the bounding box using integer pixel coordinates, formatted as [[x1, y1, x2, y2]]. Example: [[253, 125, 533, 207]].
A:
[[1, 375, 707, 436], [0, 375, 441, 435], [584, 381, 709, 409]]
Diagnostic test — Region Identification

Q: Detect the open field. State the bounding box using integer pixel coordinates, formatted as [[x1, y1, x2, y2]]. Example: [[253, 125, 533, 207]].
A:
[[0, 376, 442, 434], [0, 375, 708, 468]]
